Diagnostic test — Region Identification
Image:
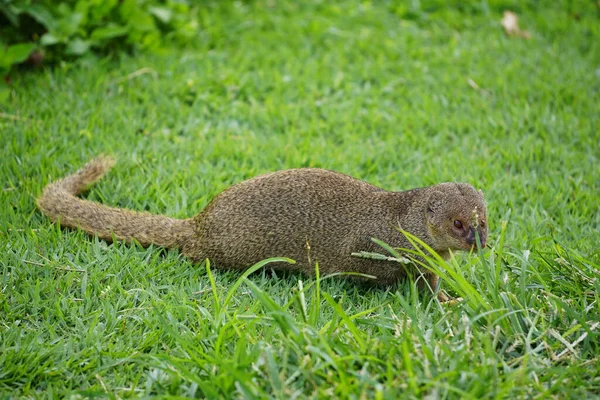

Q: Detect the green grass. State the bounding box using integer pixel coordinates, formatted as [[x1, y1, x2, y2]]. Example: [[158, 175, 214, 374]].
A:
[[2, 0, 599, 397]]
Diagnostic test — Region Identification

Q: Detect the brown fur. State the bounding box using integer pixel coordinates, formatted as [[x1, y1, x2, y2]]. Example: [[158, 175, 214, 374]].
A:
[[37, 157, 488, 301]]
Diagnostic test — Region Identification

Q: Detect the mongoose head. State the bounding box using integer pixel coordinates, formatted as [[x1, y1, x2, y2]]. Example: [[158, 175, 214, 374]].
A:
[[425, 183, 487, 252]]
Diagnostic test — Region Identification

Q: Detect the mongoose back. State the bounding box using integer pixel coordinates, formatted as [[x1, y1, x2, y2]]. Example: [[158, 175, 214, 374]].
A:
[[37, 157, 488, 300]]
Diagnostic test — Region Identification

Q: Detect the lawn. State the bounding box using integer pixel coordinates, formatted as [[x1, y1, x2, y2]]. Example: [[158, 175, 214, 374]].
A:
[[1, 1, 599, 397]]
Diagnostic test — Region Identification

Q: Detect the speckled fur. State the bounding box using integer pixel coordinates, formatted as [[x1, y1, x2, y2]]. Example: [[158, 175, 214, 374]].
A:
[[37, 157, 488, 300]]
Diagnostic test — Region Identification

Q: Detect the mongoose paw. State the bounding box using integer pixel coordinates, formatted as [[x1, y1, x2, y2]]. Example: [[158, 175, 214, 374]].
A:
[[437, 291, 463, 305]]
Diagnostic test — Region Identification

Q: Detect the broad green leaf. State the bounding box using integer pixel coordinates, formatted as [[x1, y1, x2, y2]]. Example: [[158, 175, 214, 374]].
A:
[[90, 25, 129, 40], [56, 12, 83, 37], [148, 6, 172, 23], [0, 3, 20, 26], [128, 10, 156, 33], [75, 1, 90, 26], [1, 43, 36, 67], [18, 4, 56, 30], [89, 0, 119, 23], [56, 3, 72, 17], [119, 0, 137, 18], [40, 33, 60, 46], [140, 31, 161, 49], [66, 39, 91, 55]]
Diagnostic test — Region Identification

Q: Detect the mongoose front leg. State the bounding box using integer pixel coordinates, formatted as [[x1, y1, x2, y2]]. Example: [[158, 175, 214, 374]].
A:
[[418, 273, 455, 303]]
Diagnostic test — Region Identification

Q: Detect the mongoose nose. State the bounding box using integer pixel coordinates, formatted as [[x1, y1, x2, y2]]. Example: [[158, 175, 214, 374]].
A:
[[466, 227, 486, 249]]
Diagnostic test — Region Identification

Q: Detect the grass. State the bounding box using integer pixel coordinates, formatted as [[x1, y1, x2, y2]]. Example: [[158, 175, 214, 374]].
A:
[[1, 0, 599, 397]]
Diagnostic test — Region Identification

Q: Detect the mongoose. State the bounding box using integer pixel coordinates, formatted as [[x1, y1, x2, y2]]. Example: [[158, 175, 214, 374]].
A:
[[37, 157, 488, 301]]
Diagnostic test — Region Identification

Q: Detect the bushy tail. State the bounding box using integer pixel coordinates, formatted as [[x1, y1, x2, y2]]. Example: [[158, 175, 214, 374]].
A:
[[37, 156, 193, 249]]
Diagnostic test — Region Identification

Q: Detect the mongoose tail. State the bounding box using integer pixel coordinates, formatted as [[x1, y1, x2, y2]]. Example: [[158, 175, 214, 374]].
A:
[[36, 156, 193, 249]]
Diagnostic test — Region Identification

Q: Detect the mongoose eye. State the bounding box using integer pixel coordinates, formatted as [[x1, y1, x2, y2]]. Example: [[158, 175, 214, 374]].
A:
[[453, 220, 463, 229]]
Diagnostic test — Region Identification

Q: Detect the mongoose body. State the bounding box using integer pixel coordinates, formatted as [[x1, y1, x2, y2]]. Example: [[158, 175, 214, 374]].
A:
[[37, 157, 487, 299]]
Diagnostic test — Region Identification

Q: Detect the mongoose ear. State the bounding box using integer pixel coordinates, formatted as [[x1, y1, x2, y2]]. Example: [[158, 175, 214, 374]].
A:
[[427, 191, 446, 214], [478, 189, 485, 198]]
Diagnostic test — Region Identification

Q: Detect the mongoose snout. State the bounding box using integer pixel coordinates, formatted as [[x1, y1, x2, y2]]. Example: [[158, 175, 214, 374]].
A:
[[464, 225, 487, 249], [37, 157, 488, 301]]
